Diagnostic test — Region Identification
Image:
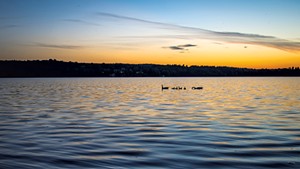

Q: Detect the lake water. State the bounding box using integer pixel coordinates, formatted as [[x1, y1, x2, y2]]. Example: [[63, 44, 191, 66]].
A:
[[0, 77, 299, 169]]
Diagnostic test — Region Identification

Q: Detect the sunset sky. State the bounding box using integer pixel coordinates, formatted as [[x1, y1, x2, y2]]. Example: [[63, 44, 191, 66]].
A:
[[0, 0, 299, 68]]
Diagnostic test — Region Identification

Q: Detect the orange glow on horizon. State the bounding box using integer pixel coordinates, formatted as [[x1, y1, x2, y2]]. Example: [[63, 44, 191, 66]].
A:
[[3, 41, 299, 69]]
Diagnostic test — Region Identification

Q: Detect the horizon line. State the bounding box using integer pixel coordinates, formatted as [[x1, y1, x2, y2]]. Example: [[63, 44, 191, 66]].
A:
[[1, 59, 299, 70]]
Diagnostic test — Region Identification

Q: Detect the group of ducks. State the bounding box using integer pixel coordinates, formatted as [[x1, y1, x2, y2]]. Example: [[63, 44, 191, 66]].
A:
[[161, 85, 203, 90]]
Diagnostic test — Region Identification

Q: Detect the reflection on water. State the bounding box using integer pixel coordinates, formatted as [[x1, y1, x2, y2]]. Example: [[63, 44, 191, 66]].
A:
[[0, 77, 299, 168]]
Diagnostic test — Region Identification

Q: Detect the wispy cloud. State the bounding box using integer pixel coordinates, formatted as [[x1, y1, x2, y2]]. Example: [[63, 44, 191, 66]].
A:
[[97, 12, 300, 52], [34, 43, 84, 50], [0, 24, 19, 29], [168, 46, 186, 51], [165, 44, 197, 52], [97, 12, 170, 28], [63, 19, 101, 26], [178, 44, 197, 48]]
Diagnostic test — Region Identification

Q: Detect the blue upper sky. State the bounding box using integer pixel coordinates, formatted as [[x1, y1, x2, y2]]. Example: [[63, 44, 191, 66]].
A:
[[1, 0, 299, 37], [0, 0, 299, 68]]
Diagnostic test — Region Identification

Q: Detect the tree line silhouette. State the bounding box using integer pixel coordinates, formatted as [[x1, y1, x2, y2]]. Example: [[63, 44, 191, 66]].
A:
[[0, 59, 299, 77]]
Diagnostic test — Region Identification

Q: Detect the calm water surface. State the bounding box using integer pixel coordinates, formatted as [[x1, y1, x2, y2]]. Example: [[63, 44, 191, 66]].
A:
[[0, 77, 299, 169]]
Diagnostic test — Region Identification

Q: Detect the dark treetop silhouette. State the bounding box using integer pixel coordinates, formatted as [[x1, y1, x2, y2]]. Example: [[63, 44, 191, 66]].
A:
[[0, 59, 299, 77]]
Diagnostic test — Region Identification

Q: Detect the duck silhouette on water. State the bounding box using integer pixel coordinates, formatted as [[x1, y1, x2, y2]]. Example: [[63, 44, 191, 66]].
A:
[[162, 85, 187, 90], [172, 86, 182, 90], [192, 86, 203, 90], [162, 85, 203, 90], [161, 85, 169, 90]]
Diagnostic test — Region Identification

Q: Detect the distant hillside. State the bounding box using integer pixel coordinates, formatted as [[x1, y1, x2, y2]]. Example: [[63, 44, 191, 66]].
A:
[[0, 59, 299, 77]]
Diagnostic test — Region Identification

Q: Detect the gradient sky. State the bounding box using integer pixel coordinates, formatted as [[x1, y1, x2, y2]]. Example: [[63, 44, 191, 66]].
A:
[[0, 0, 299, 68]]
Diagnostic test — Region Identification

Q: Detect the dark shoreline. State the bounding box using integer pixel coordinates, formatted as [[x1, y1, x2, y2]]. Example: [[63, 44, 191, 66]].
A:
[[1, 59, 299, 77]]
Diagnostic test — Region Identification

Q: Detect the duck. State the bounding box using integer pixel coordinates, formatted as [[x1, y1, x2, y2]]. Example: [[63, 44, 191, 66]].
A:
[[161, 85, 169, 90], [192, 86, 203, 90], [170, 86, 185, 90]]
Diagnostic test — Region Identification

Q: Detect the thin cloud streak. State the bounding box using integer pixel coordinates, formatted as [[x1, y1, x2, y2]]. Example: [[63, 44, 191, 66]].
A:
[[63, 19, 101, 26], [97, 12, 300, 52], [97, 12, 172, 28], [178, 44, 197, 48], [165, 44, 197, 51], [34, 43, 84, 50], [0, 24, 19, 29], [169, 46, 185, 50]]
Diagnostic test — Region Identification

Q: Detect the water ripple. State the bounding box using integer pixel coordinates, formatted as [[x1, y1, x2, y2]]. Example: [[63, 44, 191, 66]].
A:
[[0, 77, 300, 168]]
